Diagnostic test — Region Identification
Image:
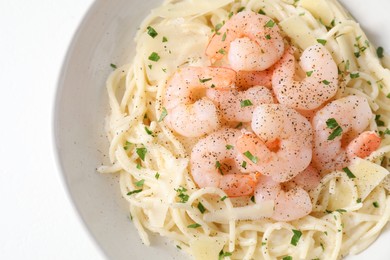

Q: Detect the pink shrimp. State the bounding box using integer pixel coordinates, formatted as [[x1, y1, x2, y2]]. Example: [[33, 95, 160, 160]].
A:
[[206, 11, 284, 71], [272, 44, 338, 110], [206, 86, 275, 123], [163, 66, 236, 137], [190, 128, 259, 197], [236, 69, 273, 89], [236, 104, 313, 182], [312, 95, 381, 172], [285, 165, 321, 192], [255, 175, 312, 221]]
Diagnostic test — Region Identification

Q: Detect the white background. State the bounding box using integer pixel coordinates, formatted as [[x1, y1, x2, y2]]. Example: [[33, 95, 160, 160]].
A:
[[0, 1, 104, 259]]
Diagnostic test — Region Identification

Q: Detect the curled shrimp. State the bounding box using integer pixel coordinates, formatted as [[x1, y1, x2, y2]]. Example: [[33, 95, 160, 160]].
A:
[[312, 95, 381, 172], [206, 86, 275, 122], [163, 66, 236, 137], [272, 44, 338, 110], [206, 11, 284, 71], [285, 165, 321, 192], [190, 128, 259, 197], [236, 69, 273, 89], [255, 174, 312, 221], [236, 104, 313, 182]]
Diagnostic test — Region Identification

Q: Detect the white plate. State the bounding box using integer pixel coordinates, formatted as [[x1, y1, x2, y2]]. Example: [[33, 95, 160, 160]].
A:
[[54, 0, 390, 259]]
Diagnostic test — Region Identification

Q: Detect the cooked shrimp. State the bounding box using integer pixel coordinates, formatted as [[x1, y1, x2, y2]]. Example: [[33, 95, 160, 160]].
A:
[[236, 69, 273, 89], [285, 165, 321, 192], [255, 175, 312, 221], [206, 11, 284, 71], [190, 128, 259, 197], [164, 67, 236, 137], [312, 95, 380, 172], [236, 104, 313, 182], [206, 86, 274, 122], [272, 44, 338, 110]]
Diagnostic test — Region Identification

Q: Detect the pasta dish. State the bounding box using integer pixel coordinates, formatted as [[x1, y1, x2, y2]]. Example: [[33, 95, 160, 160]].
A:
[[99, 0, 390, 259]]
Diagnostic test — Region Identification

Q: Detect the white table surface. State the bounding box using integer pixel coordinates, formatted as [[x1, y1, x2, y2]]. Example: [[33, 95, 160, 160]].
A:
[[0, 1, 105, 259]]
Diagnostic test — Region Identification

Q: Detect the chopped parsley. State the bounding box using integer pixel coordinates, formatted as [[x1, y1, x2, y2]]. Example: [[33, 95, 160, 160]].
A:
[[375, 115, 385, 127], [290, 229, 302, 246], [176, 245, 182, 250], [135, 179, 145, 187], [187, 223, 201, 228], [243, 151, 258, 164], [214, 23, 223, 32], [258, 9, 266, 15], [377, 46, 384, 58], [199, 77, 212, 83], [148, 64, 152, 69], [148, 52, 160, 62], [226, 144, 234, 150], [322, 79, 330, 85], [282, 256, 292, 260], [241, 161, 247, 169], [219, 250, 232, 260], [250, 195, 255, 203], [387, 93, 390, 99], [335, 209, 347, 214], [265, 34, 271, 40], [326, 118, 343, 140], [306, 70, 313, 77], [343, 167, 356, 179], [197, 202, 206, 214], [136, 147, 147, 161], [350, 72, 360, 79], [147, 26, 158, 38], [162, 36, 168, 42], [215, 161, 222, 169], [317, 39, 327, 46], [235, 122, 243, 128], [237, 7, 245, 12], [240, 99, 253, 107], [155, 172, 160, 179], [221, 196, 227, 201], [373, 201, 379, 208], [175, 186, 189, 203], [144, 126, 153, 136], [127, 189, 142, 196], [136, 163, 141, 169], [158, 107, 168, 122], [110, 63, 117, 69], [356, 198, 362, 203], [264, 19, 275, 28], [123, 141, 132, 150], [222, 32, 227, 41], [218, 48, 226, 54]]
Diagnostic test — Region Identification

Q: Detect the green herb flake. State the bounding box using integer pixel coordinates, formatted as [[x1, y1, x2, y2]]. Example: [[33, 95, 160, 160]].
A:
[[317, 39, 327, 46], [147, 26, 158, 38], [228, 12, 234, 18], [235, 122, 243, 129], [148, 64, 152, 69], [320, 243, 325, 250], [241, 161, 247, 169], [221, 196, 227, 201], [350, 72, 360, 79], [162, 36, 168, 42], [258, 9, 266, 15], [290, 229, 302, 246], [136, 147, 147, 161], [215, 161, 221, 169], [155, 172, 160, 179], [265, 19, 275, 28], [375, 115, 385, 127], [244, 151, 258, 164], [251, 196, 255, 203], [218, 48, 226, 54], [135, 179, 145, 187], [322, 79, 330, 85], [124, 141, 132, 150], [328, 126, 342, 140], [335, 209, 347, 214], [226, 144, 234, 150], [127, 189, 142, 196], [197, 202, 206, 214], [343, 167, 356, 179], [187, 223, 201, 229], [306, 70, 314, 77], [144, 126, 153, 135], [176, 245, 182, 250], [265, 34, 271, 40], [158, 107, 168, 122], [222, 32, 227, 41], [237, 7, 245, 12], [386, 93, 390, 99], [175, 186, 189, 203], [136, 163, 141, 169], [240, 99, 253, 107], [377, 46, 384, 58], [326, 118, 339, 129], [110, 63, 117, 69], [148, 52, 160, 62], [373, 201, 380, 208], [215, 23, 223, 32], [282, 256, 292, 260], [356, 198, 362, 203], [219, 250, 232, 260], [199, 77, 212, 83]]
